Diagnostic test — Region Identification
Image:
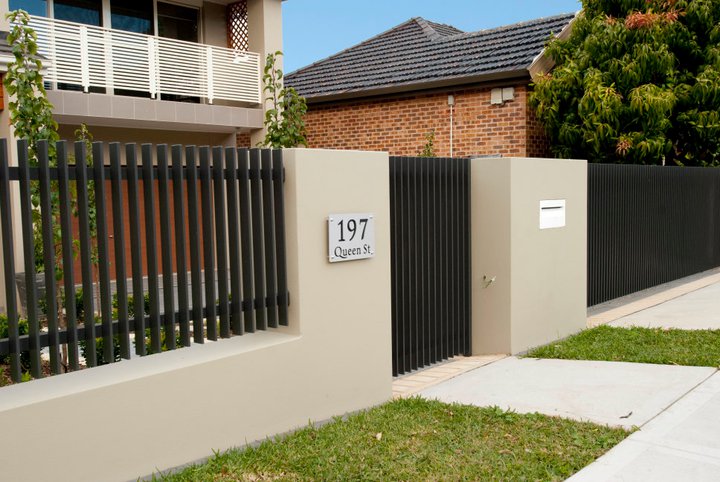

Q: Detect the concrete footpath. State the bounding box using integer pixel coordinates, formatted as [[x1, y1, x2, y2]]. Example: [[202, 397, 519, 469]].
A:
[[410, 271, 720, 481]]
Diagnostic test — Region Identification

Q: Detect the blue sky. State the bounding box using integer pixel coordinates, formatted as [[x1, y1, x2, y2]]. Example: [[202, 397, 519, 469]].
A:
[[282, 1, 582, 73]]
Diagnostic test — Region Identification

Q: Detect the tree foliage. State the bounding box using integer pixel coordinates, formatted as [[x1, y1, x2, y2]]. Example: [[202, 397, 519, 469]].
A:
[[4, 10, 59, 161], [4, 10, 61, 276], [530, 0, 720, 166], [261, 51, 308, 148]]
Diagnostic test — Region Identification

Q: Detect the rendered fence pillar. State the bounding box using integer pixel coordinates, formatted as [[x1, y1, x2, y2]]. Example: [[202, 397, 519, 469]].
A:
[[471, 157, 587, 355]]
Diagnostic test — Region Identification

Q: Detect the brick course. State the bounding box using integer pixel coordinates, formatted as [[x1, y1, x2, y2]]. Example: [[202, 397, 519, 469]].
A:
[[302, 83, 551, 158]]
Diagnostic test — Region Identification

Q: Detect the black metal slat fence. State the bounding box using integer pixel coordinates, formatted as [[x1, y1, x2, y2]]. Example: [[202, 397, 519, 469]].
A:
[[390, 156, 471, 376], [588, 164, 720, 307], [0, 139, 288, 383]]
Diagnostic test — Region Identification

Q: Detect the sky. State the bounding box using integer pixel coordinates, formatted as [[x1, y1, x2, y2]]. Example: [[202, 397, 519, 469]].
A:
[[282, 0, 582, 74]]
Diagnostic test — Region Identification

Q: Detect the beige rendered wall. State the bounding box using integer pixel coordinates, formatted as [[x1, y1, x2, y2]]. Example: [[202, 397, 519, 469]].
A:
[[472, 157, 587, 355], [0, 148, 393, 482]]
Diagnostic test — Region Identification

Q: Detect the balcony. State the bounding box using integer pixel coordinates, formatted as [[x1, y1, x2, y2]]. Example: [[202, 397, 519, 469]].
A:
[[27, 15, 262, 106]]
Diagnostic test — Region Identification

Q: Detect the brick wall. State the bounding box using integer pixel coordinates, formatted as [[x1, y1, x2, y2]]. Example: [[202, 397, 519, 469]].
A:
[[302, 83, 550, 158], [526, 96, 552, 158], [236, 132, 252, 148]]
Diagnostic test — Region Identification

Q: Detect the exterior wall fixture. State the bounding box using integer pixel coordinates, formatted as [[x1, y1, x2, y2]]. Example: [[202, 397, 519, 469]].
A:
[[490, 87, 515, 105]]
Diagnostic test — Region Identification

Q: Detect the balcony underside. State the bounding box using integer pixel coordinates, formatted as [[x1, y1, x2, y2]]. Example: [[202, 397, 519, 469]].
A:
[[48, 90, 263, 133]]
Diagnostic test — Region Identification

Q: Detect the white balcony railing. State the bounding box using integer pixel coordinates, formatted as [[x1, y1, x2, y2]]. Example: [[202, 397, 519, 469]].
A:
[[27, 15, 261, 105]]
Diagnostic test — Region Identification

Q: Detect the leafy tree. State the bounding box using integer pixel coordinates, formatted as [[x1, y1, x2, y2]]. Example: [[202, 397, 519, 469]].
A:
[[530, 0, 720, 166], [5, 10, 61, 277], [261, 51, 308, 148], [4, 10, 59, 162]]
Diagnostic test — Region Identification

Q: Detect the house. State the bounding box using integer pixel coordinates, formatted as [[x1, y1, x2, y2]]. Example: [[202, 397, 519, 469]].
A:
[[286, 13, 576, 158], [0, 0, 285, 313], [0, 0, 284, 149]]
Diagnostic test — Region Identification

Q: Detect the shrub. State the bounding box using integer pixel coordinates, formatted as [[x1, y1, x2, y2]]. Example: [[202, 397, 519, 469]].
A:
[[0, 313, 31, 371]]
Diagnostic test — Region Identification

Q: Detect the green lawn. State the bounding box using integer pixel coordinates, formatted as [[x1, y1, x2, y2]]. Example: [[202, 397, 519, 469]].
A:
[[527, 325, 720, 367], [156, 397, 627, 481]]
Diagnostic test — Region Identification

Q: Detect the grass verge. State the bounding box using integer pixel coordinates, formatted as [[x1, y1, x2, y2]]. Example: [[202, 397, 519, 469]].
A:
[[156, 397, 627, 481], [527, 325, 720, 367]]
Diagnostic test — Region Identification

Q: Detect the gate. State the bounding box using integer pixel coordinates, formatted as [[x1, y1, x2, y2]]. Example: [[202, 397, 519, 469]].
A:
[[389, 156, 471, 376]]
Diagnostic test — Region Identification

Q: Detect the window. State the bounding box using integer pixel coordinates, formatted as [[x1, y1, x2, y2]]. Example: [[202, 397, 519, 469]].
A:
[[111, 1, 154, 35], [9, 0, 47, 17], [53, 0, 102, 26], [157, 2, 199, 43]]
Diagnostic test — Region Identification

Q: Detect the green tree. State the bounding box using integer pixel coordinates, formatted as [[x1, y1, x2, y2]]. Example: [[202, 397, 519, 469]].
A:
[[4, 10, 59, 162], [530, 0, 720, 166], [260, 51, 308, 148], [4, 10, 61, 277]]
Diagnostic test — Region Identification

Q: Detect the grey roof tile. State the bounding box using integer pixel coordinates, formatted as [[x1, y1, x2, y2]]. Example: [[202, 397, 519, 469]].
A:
[[286, 13, 575, 100]]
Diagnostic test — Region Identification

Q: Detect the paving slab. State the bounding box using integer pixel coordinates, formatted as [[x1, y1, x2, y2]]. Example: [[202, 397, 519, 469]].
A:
[[419, 356, 716, 428], [569, 371, 720, 482], [392, 355, 505, 398], [610, 282, 720, 330]]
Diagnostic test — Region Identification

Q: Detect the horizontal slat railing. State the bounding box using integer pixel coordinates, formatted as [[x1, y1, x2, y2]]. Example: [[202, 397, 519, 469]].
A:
[[588, 164, 720, 307], [27, 15, 261, 104], [0, 139, 288, 383]]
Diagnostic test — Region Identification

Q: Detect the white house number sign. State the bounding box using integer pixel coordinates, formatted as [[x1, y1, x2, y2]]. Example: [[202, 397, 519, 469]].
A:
[[328, 213, 375, 262]]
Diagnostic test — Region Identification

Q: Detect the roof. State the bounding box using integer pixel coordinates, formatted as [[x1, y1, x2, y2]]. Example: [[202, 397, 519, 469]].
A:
[[286, 13, 576, 102]]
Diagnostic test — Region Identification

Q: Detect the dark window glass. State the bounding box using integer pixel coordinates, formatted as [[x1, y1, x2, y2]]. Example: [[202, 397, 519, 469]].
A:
[[53, 0, 102, 26], [9, 0, 48, 17], [157, 2, 198, 43], [111, 1, 154, 35]]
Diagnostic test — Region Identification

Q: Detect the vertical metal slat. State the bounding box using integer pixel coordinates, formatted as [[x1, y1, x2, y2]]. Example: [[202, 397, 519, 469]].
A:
[[261, 149, 278, 327], [93, 142, 114, 364], [157, 145, 176, 350], [172, 145, 191, 347], [58, 142, 79, 371], [200, 147, 217, 341], [75, 141, 96, 367], [37, 141, 61, 374], [238, 149, 255, 333], [271, 149, 289, 326], [0, 139, 22, 381], [186, 146, 205, 344], [142, 143, 162, 354], [212, 147, 230, 339], [225, 147, 243, 335], [126, 144, 146, 355], [109, 143, 131, 360], [249, 149, 267, 330]]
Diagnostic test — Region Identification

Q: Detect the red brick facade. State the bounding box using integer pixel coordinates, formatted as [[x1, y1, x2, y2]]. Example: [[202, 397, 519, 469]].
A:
[[302, 83, 551, 158], [236, 132, 252, 148]]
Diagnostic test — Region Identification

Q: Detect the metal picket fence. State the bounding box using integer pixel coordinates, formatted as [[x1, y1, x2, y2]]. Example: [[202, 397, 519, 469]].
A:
[[588, 164, 720, 306], [0, 139, 288, 382]]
